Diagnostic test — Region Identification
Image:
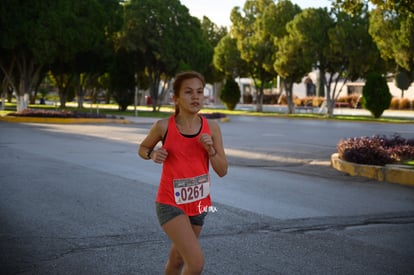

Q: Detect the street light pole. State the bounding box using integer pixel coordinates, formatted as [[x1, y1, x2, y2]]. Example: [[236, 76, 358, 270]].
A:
[[134, 73, 138, 117]]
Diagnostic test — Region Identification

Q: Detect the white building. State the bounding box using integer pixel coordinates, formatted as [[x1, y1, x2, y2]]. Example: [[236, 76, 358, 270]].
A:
[[236, 72, 414, 103]]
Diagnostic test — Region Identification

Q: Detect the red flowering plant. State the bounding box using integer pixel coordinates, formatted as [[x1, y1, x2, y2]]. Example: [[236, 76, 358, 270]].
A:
[[337, 134, 414, 166], [7, 109, 116, 119]]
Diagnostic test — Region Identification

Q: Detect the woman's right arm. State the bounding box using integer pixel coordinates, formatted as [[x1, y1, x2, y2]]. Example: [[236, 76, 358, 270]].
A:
[[138, 120, 168, 163]]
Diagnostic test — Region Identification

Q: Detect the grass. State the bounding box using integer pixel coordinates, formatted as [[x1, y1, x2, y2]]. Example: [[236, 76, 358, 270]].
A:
[[403, 160, 414, 167], [1, 102, 413, 123]]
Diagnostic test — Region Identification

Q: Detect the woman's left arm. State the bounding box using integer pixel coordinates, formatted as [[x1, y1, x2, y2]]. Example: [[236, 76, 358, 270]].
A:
[[199, 120, 228, 177]]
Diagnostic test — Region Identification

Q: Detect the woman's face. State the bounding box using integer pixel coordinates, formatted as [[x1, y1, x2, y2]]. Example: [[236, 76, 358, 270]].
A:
[[174, 77, 204, 114]]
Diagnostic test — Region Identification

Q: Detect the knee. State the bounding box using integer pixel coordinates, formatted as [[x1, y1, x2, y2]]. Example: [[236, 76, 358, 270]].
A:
[[186, 254, 204, 274], [169, 248, 184, 269]]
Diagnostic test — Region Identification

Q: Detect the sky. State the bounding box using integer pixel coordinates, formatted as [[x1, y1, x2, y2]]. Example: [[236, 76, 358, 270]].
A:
[[180, 0, 332, 27]]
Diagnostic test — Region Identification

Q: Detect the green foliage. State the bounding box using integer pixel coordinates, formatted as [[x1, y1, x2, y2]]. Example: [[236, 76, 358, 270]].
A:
[[220, 78, 241, 110], [109, 49, 135, 111], [329, 9, 384, 81], [199, 16, 228, 84], [284, 8, 334, 98], [368, 5, 414, 74], [213, 34, 249, 78], [230, 0, 299, 111], [334, 0, 414, 17], [121, 0, 211, 110], [395, 68, 412, 97], [0, 0, 121, 111], [362, 72, 392, 118]]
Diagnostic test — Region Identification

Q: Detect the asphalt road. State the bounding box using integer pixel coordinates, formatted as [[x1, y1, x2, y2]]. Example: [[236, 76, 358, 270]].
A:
[[1, 117, 414, 274]]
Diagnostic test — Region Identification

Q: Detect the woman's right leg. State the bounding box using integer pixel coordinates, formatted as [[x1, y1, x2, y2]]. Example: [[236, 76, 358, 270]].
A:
[[162, 214, 204, 275]]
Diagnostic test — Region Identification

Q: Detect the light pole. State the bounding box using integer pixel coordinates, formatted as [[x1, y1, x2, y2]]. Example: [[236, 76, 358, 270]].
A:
[[134, 73, 138, 117]]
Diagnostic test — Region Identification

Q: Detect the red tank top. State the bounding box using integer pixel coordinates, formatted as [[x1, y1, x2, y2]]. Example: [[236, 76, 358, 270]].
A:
[[156, 115, 212, 216]]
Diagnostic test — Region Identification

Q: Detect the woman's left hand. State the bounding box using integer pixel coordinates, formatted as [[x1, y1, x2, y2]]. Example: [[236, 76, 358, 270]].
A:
[[198, 133, 215, 154]]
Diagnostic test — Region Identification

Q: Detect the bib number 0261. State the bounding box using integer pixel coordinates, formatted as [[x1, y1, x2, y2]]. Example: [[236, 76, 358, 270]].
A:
[[173, 174, 210, 205]]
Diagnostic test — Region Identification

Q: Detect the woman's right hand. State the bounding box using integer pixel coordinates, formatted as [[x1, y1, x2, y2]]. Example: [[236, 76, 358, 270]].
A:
[[152, 147, 168, 164]]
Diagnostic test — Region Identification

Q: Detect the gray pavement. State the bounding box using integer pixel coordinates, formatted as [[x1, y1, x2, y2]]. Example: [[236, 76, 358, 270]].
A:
[[1, 114, 414, 274]]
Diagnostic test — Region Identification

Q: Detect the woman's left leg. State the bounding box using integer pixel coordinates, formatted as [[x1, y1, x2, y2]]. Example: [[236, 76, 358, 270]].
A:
[[163, 215, 204, 275]]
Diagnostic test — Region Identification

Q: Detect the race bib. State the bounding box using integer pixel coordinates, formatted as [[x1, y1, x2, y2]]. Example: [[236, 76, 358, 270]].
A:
[[173, 174, 210, 205]]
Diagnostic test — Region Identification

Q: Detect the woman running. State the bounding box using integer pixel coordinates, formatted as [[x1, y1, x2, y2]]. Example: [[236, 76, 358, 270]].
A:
[[138, 71, 228, 274]]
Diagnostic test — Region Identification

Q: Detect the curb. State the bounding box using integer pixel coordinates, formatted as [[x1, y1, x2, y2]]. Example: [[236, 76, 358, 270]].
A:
[[219, 117, 231, 123], [0, 116, 131, 124], [331, 153, 414, 187]]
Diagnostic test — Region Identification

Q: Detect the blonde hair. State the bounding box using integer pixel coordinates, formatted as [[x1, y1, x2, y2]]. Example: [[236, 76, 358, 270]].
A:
[[173, 71, 206, 115]]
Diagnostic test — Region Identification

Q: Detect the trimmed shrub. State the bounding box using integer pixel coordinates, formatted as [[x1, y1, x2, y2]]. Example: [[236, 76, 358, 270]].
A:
[[362, 72, 392, 118], [336, 97, 348, 103], [351, 94, 363, 108], [263, 94, 279, 104], [293, 96, 302, 106], [220, 78, 241, 110], [243, 93, 253, 104], [300, 97, 314, 106], [338, 134, 414, 166], [312, 97, 324, 107], [279, 95, 288, 105], [390, 98, 399, 109], [7, 109, 116, 118], [201, 112, 226, 119], [399, 98, 411, 109]]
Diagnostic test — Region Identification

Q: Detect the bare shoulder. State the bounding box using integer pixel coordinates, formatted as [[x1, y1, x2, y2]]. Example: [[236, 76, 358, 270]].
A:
[[206, 119, 221, 133], [155, 118, 169, 129], [154, 118, 169, 134]]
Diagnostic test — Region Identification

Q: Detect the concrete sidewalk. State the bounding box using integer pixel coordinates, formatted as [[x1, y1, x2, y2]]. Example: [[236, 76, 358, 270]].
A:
[[232, 104, 414, 119]]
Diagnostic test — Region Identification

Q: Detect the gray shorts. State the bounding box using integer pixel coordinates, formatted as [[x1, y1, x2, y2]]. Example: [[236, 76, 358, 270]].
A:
[[156, 202, 207, 226]]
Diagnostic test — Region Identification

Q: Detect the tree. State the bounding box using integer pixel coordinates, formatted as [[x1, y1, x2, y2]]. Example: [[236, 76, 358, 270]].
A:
[[230, 0, 278, 112], [394, 68, 412, 98], [336, 0, 414, 88], [72, 0, 123, 109], [362, 72, 391, 118], [265, 0, 303, 113], [333, 0, 414, 16], [220, 78, 241, 110], [274, 33, 311, 114], [0, 0, 114, 111], [286, 8, 334, 99], [324, 8, 384, 116], [109, 49, 136, 111], [200, 16, 228, 82], [47, 0, 122, 108], [282, 7, 383, 116], [369, 7, 414, 74], [213, 34, 249, 78], [121, 0, 211, 111]]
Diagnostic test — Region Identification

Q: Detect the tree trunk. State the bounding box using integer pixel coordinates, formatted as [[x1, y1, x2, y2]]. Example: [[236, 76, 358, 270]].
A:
[[255, 79, 264, 112], [30, 71, 44, 105], [256, 89, 263, 112], [16, 76, 29, 112], [16, 94, 28, 112], [77, 74, 84, 109], [317, 68, 325, 97], [1, 78, 8, 110], [1, 94, 4, 110], [148, 70, 160, 112], [325, 82, 334, 117], [326, 99, 335, 117], [284, 81, 294, 114]]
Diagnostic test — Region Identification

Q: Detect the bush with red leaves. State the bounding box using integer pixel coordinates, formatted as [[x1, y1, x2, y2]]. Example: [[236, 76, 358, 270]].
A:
[[201, 112, 226, 119], [7, 109, 117, 119], [337, 134, 414, 166]]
